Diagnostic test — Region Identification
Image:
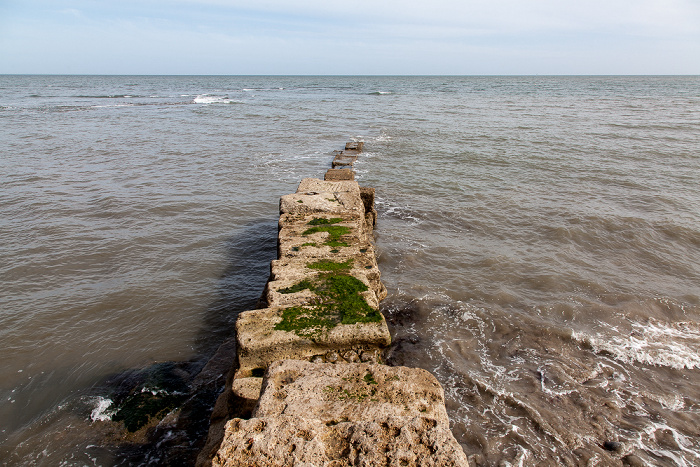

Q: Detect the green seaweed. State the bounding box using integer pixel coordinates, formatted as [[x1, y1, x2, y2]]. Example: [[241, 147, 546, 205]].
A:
[[274, 306, 335, 338], [307, 259, 353, 272], [111, 362, 189, 432], [278, 279, 314, 294], [363, 371, 378, 385], [307, 217, 343, 225], [302, 225, 350, 242], [273, 272, 382, 338]]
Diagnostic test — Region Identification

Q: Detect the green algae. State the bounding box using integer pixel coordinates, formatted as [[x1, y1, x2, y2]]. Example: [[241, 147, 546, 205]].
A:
[[302, 225, 350, 245], [363, 371, 378, 385], [307, 217, 342, 225], [274, 306, 336, 338], [278, 279, 314, 294], [307, 259, 353, 272], [273, 272, 381, 338], [111, 362, 189, 432]]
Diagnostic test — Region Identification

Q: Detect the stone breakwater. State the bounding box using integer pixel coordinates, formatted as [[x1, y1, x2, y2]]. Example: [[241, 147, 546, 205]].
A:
[[197, 143, 468, 466]]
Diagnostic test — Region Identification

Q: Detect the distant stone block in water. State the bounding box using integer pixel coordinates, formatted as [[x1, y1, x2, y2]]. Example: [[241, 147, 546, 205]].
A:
[[332, 154, 358, 167], [345, 141, 364, 151], [325, 168, 355, 181]]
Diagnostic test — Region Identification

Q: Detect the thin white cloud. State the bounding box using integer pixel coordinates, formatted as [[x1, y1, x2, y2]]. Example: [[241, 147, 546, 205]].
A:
[[1, 0, 699, 73]]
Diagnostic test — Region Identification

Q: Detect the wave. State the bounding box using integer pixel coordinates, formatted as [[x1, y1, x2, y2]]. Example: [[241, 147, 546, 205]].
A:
[[193, 94, 240, 104], [571, 318, 700, 370], [89, 396, 115, 422], [73, 95, 140, 99], [369, 91, 393, 95]]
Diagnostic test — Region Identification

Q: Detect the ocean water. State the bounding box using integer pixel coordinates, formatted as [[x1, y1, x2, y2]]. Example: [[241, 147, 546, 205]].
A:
[[1, 75, 699, 465]]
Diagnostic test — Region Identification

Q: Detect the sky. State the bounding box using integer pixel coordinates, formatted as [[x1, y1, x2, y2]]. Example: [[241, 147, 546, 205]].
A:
[[1, 0, 699, 75]]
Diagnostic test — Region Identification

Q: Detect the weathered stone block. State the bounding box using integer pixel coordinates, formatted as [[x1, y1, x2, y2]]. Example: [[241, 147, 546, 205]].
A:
[[230, 377, 263, 419], [332, 156, 357, 168], [212, 415, 468, 466], [235, 308, 391, 377], [255, 360, 450, 425], [296, 178, 360, 195], [324, 168, 354, 181], [345, 141, 363, 151]]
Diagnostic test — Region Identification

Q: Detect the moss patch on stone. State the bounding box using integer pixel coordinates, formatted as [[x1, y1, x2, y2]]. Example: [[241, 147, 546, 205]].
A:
[[273, 273, 381, 338], [307, 217, 342, 225], [307, 259, 353, 272], [278, 279, 314, 294], [302, 225, 350, 247]]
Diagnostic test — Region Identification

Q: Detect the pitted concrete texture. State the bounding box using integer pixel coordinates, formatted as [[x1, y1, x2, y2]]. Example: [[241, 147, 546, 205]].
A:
[[210, 361, 469, 466], [255, 360, 450, 426], [324, 168, 354, 181], [235, 308, 391, 377], [277, 237, 374, 260], [212, 415, 469, 467], [296, 179, 360, 195]]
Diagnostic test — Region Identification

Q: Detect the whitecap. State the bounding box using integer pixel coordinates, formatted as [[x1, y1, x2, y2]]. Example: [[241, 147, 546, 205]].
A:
[[571, 318, 700, 370], [90, 396, 114, 422], [193, 94, 237, 104]]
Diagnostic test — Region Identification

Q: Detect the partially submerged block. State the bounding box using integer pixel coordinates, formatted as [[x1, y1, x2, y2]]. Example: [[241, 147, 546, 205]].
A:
[[345, 141, 364, 151], [332, 155, 358, 167], [236, 308, 391, 377], [324, 168, 354, 181]]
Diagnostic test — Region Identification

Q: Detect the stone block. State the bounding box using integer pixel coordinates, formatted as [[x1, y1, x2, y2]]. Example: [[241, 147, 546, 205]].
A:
[[296, 178, 360, 195], [230, 377, 263, 419], [332, 156, 357, 168], [255, 360, 450, 425], [212, 415, 469, 467], [324, 168, 355, 181], [277, 237, 374, 260], [235, 308, 391, 377], [345, 141, 364, 151], [279, 192, 364, 216]]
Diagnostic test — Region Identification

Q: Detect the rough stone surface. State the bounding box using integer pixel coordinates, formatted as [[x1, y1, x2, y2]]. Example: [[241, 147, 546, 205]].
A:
[[201, 153, 467, 467], [345, 141, 363, 151], [212, 415, 469, 467], [231, 377, 263, 417], [255, 360, 450, 425], [235, 308, 391, 377], [324, 169, 354, 181], [296, 179, 360, 195]]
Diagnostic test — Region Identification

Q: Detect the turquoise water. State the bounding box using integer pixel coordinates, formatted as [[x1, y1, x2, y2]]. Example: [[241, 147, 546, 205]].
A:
[[1, 76, 699, 465]]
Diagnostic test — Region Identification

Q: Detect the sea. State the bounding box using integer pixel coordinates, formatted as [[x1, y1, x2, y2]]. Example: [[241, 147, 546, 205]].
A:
[[1, 75, 699, 466]]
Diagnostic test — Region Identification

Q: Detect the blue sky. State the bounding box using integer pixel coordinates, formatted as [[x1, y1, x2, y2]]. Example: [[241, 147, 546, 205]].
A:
[[1, 0, 699, 74]]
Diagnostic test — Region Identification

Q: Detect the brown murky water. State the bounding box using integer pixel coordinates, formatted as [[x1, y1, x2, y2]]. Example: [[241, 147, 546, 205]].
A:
[[1, 76, 699, 465]]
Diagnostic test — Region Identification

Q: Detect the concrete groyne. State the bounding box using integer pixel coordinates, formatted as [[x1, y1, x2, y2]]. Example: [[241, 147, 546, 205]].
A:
[[197, 143, 468, 466]]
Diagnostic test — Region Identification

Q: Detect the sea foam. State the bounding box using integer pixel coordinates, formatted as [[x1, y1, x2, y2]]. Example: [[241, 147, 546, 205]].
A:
[[572, 318, 700, 370]]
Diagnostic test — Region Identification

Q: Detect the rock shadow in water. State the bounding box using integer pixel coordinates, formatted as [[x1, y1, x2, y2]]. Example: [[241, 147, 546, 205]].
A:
[[101, 220, 277, 465]]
